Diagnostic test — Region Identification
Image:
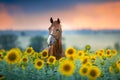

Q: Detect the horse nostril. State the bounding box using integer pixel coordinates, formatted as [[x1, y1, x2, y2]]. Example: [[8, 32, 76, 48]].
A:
[[50, 40, 52, 44]]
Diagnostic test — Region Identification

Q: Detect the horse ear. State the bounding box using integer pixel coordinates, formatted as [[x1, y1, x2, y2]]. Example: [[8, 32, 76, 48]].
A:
[[50, 17, 53, 23], [57, 18, 60, 24]]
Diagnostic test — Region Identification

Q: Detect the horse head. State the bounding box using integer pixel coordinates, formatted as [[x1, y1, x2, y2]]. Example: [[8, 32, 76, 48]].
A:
[[47, 17, 62, 47]]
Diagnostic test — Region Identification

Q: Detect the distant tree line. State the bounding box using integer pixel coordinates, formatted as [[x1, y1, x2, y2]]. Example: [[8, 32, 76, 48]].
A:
[[0, 34, 18, 50], [29, 36, 47, 52], [0, 34, 119, 52], [114, 42, 120, 51], [0, 34, 48, 51]]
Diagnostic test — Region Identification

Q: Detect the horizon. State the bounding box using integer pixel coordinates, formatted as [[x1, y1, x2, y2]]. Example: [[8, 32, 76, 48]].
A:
[[0, 29, 120, 31], [0, 0, 120, 30]]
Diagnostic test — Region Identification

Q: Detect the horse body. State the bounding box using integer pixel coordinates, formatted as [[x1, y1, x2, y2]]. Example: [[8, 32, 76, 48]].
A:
[[47, 17, 64, 60]]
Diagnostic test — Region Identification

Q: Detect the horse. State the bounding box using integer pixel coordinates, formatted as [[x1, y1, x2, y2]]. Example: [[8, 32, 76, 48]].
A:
[[47, 17, 64, 60]]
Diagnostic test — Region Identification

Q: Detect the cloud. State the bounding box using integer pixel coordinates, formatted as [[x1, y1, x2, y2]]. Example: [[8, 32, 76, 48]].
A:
[[27, 1, 120, 30], [47, 1, 120, 30], [0, 4, 15, 30], [71, 2, 120, 30], [0, 1, 120, 30]]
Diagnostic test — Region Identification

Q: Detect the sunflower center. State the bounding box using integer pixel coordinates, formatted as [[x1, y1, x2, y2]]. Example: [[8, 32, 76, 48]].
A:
[[90, 69, 97, 77], [0, 54, 2, 57], [23, 58, 27, 62], [69, 56, 74, 61], [118, 61, 120, 64], [63, 64, 71, 72], [42, 52, 47, 57], [82, 67, 88, 73], [27, 49, 32, 53], [79, 52, 82, 56], [68, 49, 73, 54], [8, 52, 17, 61], [100, 50, 104, 52], [95, 52, 98, 55], [99, 53, 102, 56], [83, 59, 88, 64], [49, 58, 54, 63], [107, 51, 110, 55], [91, 58, 95, 61], [37, 61, 42, 66], [31, 52, 34, 55]]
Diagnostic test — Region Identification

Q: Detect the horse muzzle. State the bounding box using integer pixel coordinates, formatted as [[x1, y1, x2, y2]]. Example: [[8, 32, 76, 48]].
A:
[[47, 34, 56, 46]]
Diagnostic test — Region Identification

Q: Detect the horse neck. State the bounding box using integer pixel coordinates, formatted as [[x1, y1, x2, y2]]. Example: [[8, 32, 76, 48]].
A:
[[53, 34, 62, 53], [51, 35, 62, 59], [55, 36, 62, 53]]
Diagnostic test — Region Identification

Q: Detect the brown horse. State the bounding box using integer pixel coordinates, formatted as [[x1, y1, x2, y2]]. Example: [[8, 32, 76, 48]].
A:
[[47, 17, 64, 60]]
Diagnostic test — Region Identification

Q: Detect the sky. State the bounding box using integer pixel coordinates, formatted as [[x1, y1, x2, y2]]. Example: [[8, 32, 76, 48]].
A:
[[0, 0, 120, 30]]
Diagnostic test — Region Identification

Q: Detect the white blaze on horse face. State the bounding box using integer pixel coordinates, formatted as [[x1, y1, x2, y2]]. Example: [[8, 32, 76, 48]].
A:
[[47, 31, 55, 46], [47, 34, 52, 45]]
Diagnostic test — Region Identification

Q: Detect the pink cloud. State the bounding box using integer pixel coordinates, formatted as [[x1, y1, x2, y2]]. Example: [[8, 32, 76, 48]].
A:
[[0, 2, 120, 30], [0, 4, 14, 30], [67, 2, 120, 30], [30, 1, 120, 30]]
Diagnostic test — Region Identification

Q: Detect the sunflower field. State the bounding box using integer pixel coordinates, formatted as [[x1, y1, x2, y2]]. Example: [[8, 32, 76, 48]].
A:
[[0, 45, 120, 80]]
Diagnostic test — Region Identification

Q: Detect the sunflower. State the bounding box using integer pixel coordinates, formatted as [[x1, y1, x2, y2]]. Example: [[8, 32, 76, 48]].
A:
[[109, 66, 113, 73], [0, 52, 3, 60], [0, 75, 4, 80], [21, 65, 26, 70], [38, 52, 41, 58], [90, 55, 96, 64], [5, 49, 20, 64], [21, 56, 28, 63], [77, 50, 84, 59], [98, 52, 104, 57], [34, 59, 44, 70], [0, 58, 2, 61], [116, 59, 120, 70], [0, 49, 5, 53], [31, 51, 35, 56], [41, 50, 48, 59], [47, 56, 56, 65], [79, 65, 89, 76], [99, 49, 104, 53], [68, 55, 77, 62], [81, 56, 90, 65], [98, 51, 104, 59], [86, 62, 93, 67], [59, 57, 66, 63], [111, 49, 117, 56], [111, 63, 117, 68], [25, 47, 34, 55], [0, 52, 2, 57], [59, 60, 75, 76], [85, 45, 91, 50], [31, 52, 38, 59], [105, 49, 111, 57], [87, 66, 101, 80], [65, 47, 76, 57], [94, 51, 98, 56]]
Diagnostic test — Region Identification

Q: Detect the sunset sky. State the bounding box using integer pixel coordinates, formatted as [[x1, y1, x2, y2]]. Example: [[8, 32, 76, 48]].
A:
[[0, 0, 120, 30]]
